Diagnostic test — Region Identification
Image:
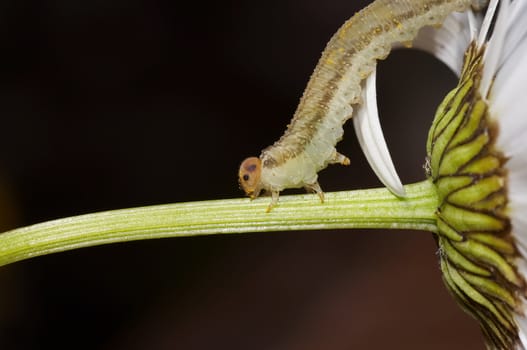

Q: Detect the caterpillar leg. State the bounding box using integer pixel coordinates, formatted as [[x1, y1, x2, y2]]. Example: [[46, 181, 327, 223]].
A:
[[330, 151, 350, 166], [304, 182, 324, 203], [266, 191, 280, 213]]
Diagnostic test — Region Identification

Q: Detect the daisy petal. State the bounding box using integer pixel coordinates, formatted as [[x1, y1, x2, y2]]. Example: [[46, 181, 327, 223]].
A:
[[480, 0, 509, 98], [484, 1, 527, 347], [477, 0, 500, 45], [499, 0, 527, 66], [409, 11, 479, 76], [353, 71, 406, 197]]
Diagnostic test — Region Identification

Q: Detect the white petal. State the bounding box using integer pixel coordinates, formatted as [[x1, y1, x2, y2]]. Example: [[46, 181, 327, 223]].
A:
[[486, 1, 527, 346], [500, 0, 527, 67], [490, 0, 527, 173], [477, 0, 500, 47], [480, 0, 508, 98], [517, 312, 527, 350], [408, 11, 479, 76], [353, 71, 406, 197]]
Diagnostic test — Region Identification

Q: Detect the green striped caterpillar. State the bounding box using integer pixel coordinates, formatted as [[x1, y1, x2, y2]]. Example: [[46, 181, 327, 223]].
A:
[[239, 0, 480, 211]]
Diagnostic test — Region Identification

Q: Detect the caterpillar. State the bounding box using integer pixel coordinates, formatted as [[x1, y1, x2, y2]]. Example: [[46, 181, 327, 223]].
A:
[[238, 0, 480, 211]]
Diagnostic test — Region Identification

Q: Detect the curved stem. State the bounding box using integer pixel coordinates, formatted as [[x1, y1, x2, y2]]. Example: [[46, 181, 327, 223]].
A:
[[0, 180, 438, 267]]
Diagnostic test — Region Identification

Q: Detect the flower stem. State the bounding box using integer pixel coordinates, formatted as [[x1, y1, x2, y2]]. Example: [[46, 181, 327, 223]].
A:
[[0, 179, 438, 267]]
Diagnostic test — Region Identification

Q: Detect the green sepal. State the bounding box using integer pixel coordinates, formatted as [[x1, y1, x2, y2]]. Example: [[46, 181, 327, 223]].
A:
[[430, 83, 472, 178], [448, 175, 504, 207], [437, 217, 465, 241], [442, 262, 511, 349], [441, 238, 491, 276], [441, 255, 513, 330], [426, 44, 521, 348], [462, 155, 501, 175], [459, 270, 517, 309], [436, 175, 473, 202], [427, 87, 458, 155], [451, 240, 521, 287], [470, 233, 515, 255], [449, 99, 487, 148], [439, 132, 489, 176], [439, 203, 505, 232]]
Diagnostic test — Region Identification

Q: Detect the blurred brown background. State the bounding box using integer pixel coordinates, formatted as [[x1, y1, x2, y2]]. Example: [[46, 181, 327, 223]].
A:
[[0, 0, 483, 349]]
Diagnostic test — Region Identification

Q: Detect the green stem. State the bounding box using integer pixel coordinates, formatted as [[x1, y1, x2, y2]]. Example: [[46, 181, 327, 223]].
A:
[[0, 180, 438, 267]]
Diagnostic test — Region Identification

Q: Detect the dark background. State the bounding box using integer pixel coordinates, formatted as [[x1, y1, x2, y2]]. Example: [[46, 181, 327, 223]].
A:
[[0, 0, 483, 349]]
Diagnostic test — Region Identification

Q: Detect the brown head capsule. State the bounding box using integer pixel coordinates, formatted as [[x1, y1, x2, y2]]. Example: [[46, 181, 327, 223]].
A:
[[238, 157, 262, 199]]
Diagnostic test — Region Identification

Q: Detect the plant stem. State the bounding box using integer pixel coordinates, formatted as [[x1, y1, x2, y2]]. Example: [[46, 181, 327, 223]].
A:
[[0, 179, 438, 267]]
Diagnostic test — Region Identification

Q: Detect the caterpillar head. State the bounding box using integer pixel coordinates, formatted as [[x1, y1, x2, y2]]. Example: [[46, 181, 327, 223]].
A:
[[238, 157, 262, 199]]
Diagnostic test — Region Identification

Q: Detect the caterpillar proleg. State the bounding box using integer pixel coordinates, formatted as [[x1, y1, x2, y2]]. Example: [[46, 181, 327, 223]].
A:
[[239, 0, 480, 211]]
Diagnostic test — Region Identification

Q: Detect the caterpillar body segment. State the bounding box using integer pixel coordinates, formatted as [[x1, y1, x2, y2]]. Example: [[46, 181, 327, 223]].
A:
[[239, 0, 476, 210]]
